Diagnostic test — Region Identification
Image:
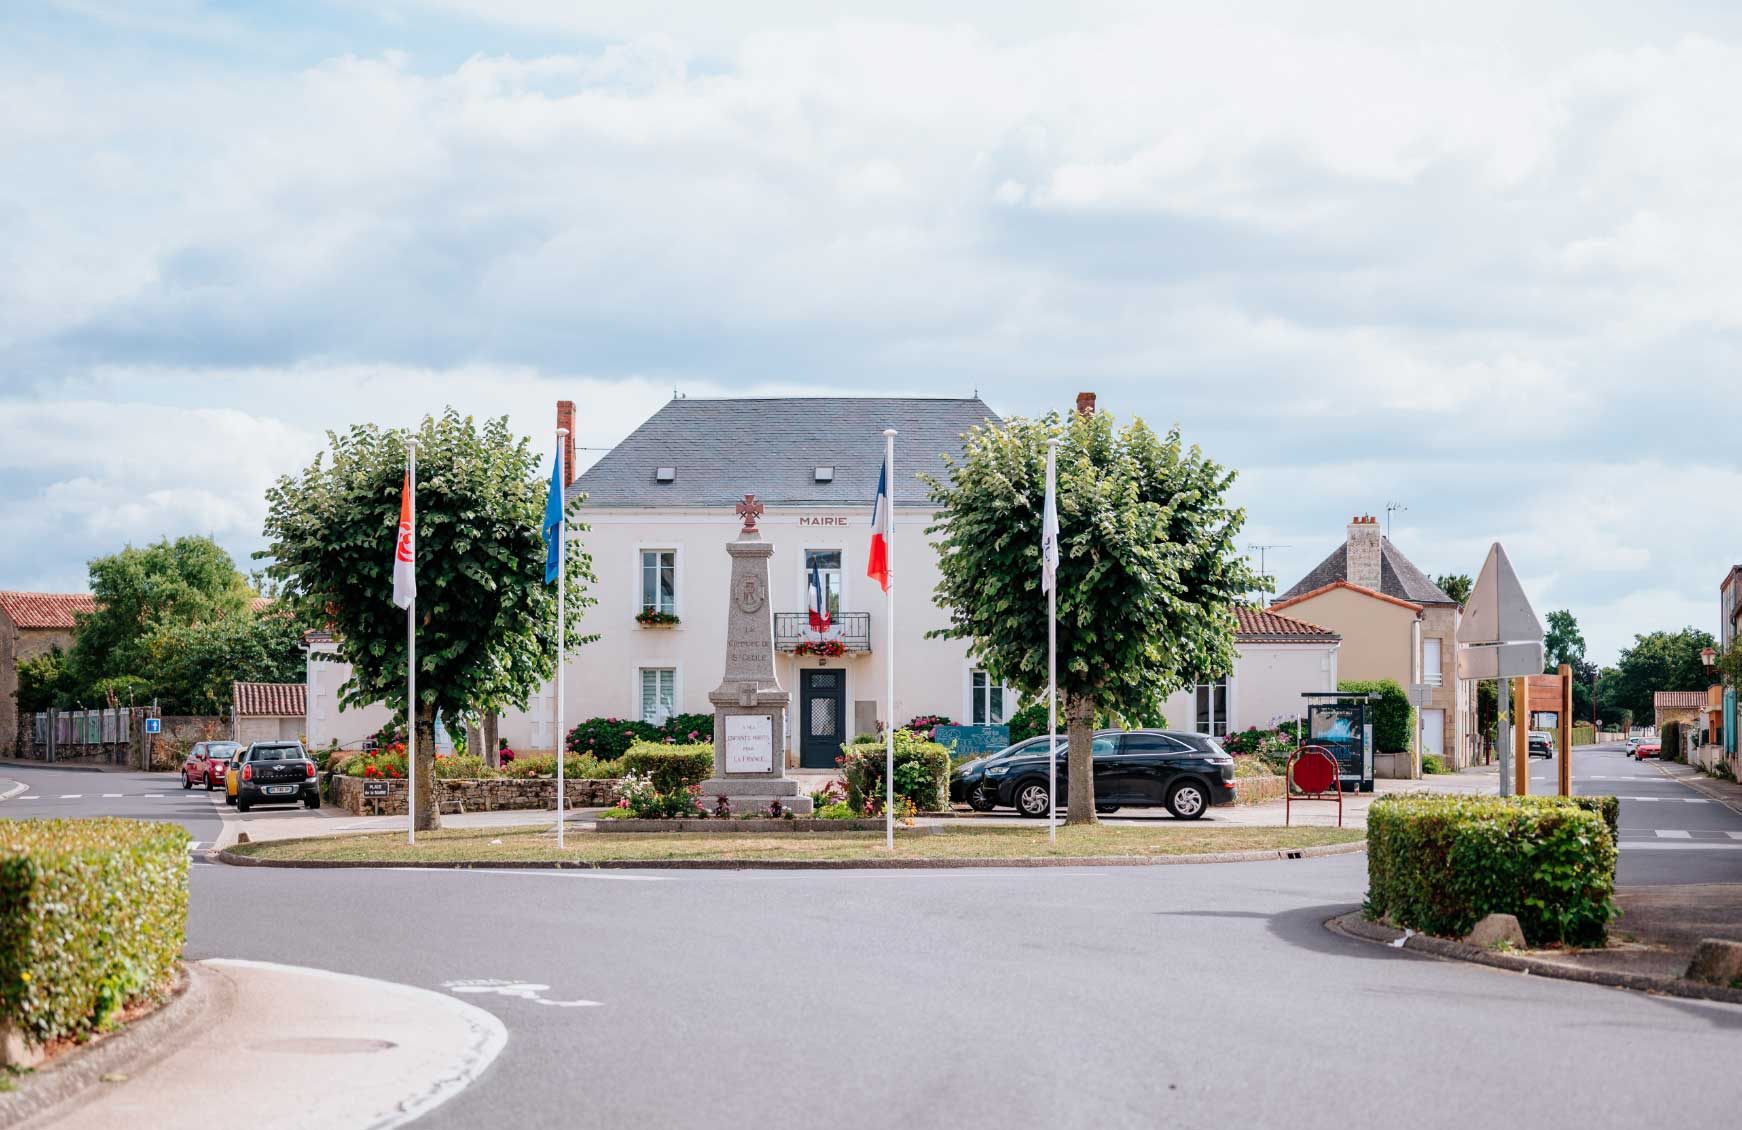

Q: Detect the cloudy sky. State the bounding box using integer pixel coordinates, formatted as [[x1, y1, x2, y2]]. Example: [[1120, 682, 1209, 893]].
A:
[[4, 0, 1738, 664]]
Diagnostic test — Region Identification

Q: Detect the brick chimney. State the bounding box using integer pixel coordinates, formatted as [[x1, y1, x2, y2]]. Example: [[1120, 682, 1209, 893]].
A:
[[1076, 391, 1096, 416], [555, 400, 576, 486], [1346, 514, 1382, 590]]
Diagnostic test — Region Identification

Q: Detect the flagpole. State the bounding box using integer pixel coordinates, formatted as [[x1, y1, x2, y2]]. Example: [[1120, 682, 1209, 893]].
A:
[[1046, 439, 1059, 844], [556, 427, 568, 850], [883, 428, 897, 851], [406, 438, 417, 848]]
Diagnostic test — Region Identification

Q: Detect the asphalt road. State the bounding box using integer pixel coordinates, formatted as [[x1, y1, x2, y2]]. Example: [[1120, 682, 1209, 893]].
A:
[[5, 753, 1742, 1130]]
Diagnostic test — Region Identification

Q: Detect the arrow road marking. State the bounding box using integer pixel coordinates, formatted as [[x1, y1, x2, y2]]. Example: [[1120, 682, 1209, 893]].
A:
[[442, 979, 602, 1008]]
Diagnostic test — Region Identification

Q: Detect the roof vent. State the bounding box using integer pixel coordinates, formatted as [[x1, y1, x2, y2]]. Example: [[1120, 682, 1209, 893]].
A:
[[814, 466, 834, 483], [656, 467, 676, 483]]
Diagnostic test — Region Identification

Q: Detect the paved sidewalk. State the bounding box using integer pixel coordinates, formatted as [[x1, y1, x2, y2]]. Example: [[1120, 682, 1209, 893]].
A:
[[32, 960, 506, 1130]]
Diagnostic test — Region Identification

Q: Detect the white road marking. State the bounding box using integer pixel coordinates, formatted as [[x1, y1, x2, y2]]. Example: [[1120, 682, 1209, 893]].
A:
[[442, 979, 602, 1008], [58, 794, 82, 799], [20, 796, 40, 800], [1623, 842, 1742, 852], [1728, 832, 1742, 841], [1655, 829, 1692, 839], [143, 793, 163, 798], [103, 793, 122, 798]]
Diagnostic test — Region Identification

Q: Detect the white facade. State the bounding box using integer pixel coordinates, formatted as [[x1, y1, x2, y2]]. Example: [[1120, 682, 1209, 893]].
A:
[[304, 636, 395, 753], [1159, 639, 1341, 739]]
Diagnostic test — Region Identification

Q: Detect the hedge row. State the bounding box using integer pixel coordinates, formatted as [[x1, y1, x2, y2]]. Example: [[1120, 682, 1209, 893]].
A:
[[567, 713, 714, 760], [0, 818, 191, 1046], [1366, 794, 1616, 947], [1338, 678, 1414, 753], [839, 732, 952, 812], [621, 742, 715, 793]]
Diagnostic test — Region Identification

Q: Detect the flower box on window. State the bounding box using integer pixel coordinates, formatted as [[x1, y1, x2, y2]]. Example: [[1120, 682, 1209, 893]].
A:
[[636, 610, 681, 628], [792, 639, 847, 658]]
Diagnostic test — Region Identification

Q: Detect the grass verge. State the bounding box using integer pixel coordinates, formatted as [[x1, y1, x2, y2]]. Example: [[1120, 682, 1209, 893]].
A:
[[228, 823, 1364, 864]]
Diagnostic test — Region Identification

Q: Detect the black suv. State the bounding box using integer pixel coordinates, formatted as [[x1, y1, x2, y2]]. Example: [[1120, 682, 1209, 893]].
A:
[[952, 729, 1237, 819], [235, 741, 321, 812]]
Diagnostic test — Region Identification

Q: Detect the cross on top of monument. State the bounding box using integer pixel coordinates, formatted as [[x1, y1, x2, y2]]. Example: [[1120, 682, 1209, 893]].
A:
[[735, 494, 764, 531]]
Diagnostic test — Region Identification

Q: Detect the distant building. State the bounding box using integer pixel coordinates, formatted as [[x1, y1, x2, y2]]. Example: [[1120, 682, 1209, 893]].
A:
[[1721, 566, 1742, 651], [0, 591, 94, 757], [1271, 517, 1474, 773], [1653, 690, 1706, 736], [231, 681, 307, 745]]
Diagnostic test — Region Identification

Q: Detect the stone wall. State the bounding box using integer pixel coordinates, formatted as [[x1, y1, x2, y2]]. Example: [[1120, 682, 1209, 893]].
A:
[[332, 774, 620, 816]]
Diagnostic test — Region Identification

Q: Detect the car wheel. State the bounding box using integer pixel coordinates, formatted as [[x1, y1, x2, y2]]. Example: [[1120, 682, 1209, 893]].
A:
[[225, 793, 235, 806], [182, 775, 192, 790], [304, 794, 321, 810], [1165, 780, 1208, 820], [206, 779, 215, 791], [236, 797, 251, 813], [1014, 780, 1050, 819], [1095, 804, 1119, 814], [967, 784, 998, 813]]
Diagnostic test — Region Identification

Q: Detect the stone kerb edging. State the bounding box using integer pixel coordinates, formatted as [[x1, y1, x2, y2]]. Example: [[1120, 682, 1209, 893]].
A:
[[596, 817, 933, 833], [1328, 911, 1742, 1007], [218, 839, 1366, 871], [0, 965, 215, 1129]]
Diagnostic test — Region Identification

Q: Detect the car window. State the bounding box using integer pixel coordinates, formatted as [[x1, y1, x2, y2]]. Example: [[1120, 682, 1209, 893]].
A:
[[1121, 734, 1196, 754], [250, 746, 304, 762]]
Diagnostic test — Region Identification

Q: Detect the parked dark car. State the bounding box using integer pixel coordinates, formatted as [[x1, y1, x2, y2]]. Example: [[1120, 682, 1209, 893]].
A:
[[233, 741, 321, 812], [1528, 731, 1554, 759], [182, 740, 241, 790], [952, 729, 1237, 820]]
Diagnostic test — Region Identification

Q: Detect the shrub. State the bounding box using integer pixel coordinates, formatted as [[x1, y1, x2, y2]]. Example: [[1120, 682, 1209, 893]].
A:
[[1661, 721, 1682, 763], [838, 731, 951, 812], [0, 818, 190, 1046], [567, 717, 658, 760], [617, 772, 701, 818], [1005, 702, 1048, 744], [1420, 754, 1447, 775], [338, 749, 407, 779], [662, 713, 715, 744], [1365, 794, 1616, 946], [501, 753, 621, 780], [620, 741, 714, 793], [1338, 679, 1414, 753], [904, 715, 952, 741], [434, 755, 493, 779]]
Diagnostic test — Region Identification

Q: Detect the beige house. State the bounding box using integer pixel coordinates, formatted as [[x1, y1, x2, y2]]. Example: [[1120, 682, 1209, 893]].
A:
[[232, 681, 307, 745], [1, 591, 94, 757], [1271, 517, 1471, 773]]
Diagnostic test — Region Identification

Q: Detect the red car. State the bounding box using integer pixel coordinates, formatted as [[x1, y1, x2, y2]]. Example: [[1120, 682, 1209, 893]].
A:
[[1634, 740, 1661, 761], [183, 741, 242, 789]]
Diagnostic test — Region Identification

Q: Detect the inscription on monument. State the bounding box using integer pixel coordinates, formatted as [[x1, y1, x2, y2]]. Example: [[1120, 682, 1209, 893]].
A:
[[724, 715, 774, 773]]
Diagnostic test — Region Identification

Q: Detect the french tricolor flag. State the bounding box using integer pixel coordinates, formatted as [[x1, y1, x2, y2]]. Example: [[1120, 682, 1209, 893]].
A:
[[867, 457, 890, 592]]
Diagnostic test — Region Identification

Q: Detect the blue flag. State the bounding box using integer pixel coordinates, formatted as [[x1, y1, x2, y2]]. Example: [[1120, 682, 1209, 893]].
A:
[[543, 445, 564, 584]]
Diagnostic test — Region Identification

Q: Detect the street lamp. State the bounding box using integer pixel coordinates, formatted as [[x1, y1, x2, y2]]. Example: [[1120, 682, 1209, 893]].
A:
[[1702, 646, 1718, 681]]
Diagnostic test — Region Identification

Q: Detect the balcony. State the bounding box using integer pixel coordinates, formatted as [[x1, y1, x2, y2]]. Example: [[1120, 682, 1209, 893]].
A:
[[775, 612, 871, 655]]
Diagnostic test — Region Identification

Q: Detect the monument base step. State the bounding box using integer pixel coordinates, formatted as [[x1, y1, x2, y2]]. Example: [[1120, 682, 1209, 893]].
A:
[[694, 793, 816, 815], [698, 778, 803, 798]]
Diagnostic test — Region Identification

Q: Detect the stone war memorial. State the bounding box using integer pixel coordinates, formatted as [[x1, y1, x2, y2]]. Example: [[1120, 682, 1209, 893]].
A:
[[700, 495, 814, 814]]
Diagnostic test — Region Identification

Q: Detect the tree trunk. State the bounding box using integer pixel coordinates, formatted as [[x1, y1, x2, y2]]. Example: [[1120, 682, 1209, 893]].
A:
[[483, 712, 499, 769], [414, 703, 440, 832], [1065, 691, 1097, 825]]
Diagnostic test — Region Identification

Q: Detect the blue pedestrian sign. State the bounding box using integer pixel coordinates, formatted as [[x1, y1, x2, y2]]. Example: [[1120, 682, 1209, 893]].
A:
[[145, 717, 161, 734]]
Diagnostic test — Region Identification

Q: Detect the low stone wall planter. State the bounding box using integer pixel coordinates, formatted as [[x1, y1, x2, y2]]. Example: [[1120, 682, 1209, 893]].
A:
[[596, 817, 939, 834], [332, 774, 620, 816]]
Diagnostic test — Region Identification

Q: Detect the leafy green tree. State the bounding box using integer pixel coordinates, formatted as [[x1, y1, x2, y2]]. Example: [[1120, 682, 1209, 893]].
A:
[[1604, 627, 1716, 721], [261, 411, 595, 831], [68, 536, 253, 697], [141, 612, 308, 715], [925, 409, 1259, 824], [1543, 610, 1586, 671], [16, 648, 73, 714], [1434, 573, 1473, 607]]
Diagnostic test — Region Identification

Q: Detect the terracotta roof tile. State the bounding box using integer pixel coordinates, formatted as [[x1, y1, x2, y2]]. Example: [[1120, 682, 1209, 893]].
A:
[[0, 591, 95, 630], [1235, 606, 1340, 641], [1653, 690, 1708, 710], [232, 681, 307, 717]]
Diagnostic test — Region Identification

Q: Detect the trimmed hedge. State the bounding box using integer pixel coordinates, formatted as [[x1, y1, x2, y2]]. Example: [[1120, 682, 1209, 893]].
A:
[[620, 742, 714, 793], [1366, 795, 1615, 947], [499, 753, 621, 780], [567, 713, 716, 760], [0, 818, 191, 1047], [1338, 678, 1414, 753], [838, 732, 952, 812]]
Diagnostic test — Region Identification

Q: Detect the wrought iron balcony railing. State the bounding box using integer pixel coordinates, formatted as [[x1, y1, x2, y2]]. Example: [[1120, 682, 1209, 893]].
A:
[[774, 612, 871, 654]]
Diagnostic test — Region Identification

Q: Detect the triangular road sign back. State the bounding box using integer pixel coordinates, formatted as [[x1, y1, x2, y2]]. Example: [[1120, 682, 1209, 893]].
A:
[[1457, 542, 1544, 645]]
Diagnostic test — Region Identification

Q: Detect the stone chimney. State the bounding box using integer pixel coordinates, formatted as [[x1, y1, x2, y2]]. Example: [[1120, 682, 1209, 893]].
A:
[[1346, 515, 1382, 590], [556, 400, 576, 485], [1076, 391, 1096, 416]]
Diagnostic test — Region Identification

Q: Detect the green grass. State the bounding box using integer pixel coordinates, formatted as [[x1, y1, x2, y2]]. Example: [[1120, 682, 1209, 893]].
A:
[[230, 823, 1364, 864]]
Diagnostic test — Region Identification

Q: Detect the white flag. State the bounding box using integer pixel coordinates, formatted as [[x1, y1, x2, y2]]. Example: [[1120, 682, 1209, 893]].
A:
[[1041, 453, 1059, 593]]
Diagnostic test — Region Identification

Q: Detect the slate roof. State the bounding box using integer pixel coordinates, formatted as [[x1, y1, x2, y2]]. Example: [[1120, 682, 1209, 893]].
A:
[[232, 681, 307, 717], [1653, 690, 1708, 710], [568, 396, 1000, 509], [1234, 607, 1340, 642], [0, 591, 95, 630], [1274, 540, 1458, 606]]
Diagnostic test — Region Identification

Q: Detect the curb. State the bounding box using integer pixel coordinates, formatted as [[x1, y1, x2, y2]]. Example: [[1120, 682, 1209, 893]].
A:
[[1651, 763, 1742, 818], [0, 761, 107, 774], [0, 964, 219, 1129], [1327, 912, 1742, 1007], [218, 839, 1366, 871]]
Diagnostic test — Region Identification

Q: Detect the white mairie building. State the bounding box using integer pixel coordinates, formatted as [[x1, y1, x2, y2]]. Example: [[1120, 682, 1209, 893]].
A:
[[303, 394, 1343, 762]]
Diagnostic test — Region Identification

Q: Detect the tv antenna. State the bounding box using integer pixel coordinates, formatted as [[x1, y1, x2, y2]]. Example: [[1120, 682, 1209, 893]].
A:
[[1385, 502, 1408, 539], [1248, 543, 1292, 606]]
